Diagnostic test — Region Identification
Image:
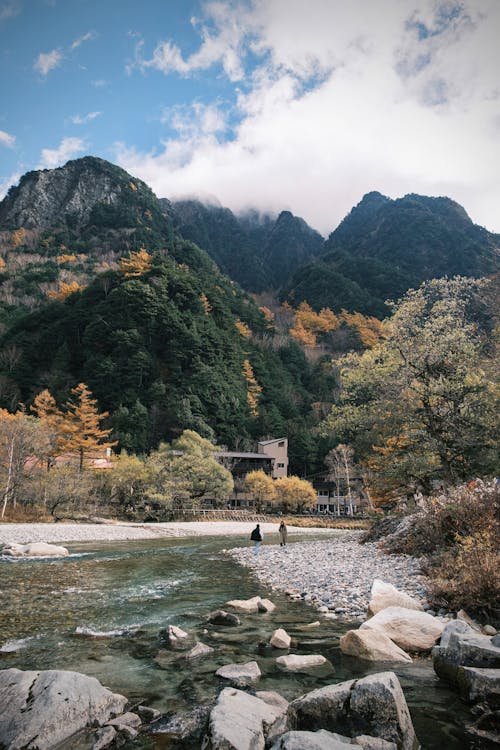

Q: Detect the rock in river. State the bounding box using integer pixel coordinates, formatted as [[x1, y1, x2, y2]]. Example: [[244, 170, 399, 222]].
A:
[[360, 606, 444, 652], [340, 628, 412, 663], [1, 541, 69, 557], [0, 668, 127, 750]]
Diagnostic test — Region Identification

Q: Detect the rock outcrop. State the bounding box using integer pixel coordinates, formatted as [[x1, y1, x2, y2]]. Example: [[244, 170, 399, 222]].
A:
[[0, 668, 127, 750]]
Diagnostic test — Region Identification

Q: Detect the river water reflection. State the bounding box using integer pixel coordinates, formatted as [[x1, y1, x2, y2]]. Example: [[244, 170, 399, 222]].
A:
[[0, 534, 471, 749]]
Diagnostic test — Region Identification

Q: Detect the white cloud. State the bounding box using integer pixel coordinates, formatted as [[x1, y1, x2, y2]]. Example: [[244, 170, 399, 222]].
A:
[[39, 137, 86, 169], [70, 31, 96, 50], [0, 129, 15, 148], [34, 48, 63, 76], [117, 0, 500, 234], [70, 111, 102, 125], [91, 79, 108, 88], [0, 170, 21, 199]]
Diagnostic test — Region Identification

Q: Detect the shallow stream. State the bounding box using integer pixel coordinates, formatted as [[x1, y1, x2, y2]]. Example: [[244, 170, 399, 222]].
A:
[[0, 533, 472, 748]]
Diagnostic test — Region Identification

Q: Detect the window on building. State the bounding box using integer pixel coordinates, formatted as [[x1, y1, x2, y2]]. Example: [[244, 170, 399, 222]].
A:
[[278, 441, 285, 447], [277, 462, 285, 468]]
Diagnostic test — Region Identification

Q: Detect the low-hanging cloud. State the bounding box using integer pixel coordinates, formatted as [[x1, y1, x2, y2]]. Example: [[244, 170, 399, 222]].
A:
[[117, 0, 500, 234], [39, 136, 86, 169]]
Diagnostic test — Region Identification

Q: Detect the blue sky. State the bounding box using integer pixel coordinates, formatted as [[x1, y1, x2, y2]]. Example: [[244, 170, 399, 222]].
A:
[[1, 0, 499, 234]]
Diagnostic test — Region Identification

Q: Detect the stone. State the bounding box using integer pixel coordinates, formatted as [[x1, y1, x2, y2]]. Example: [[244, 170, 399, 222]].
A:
[[493, 635, 500, 648], [185, 642, 214, 660], [106, 711, 141, 729], [483, 625, 497, 636], [271, 628, 292, 649], [439, 619, 474, 648], [216, 661, 261, 682], [340, 629, 412, 663], [226, 596, 263, 613], [137, 705, 161, 722], [367, 579, 423, 616], [269, 729, 355, 749], [92, 726, 117, 750], [276, 654, 328, 671], [1, 541, 69, 557], [207, 609, 241, 627], [432, 627, 500, 686], [160, 624, 189, 649], [456, 667, 500, 703], [255, 691, 289, 713], [204, 686, 286, 749], [288, 671, 419, 750], [295, 622, 321, 631], [0, 668, 127, 750], [355, 736, 397, 749], [360, 606, 444, 652], [258, 598, 276, 613], [456, 609, 483, 633]]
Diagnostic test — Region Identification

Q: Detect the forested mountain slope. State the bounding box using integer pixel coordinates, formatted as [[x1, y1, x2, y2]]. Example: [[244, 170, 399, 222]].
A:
[[282, 191, 499, 316]]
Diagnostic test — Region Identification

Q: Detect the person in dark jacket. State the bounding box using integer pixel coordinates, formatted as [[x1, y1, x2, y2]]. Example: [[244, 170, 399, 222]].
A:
[[250, 524, 263, 555]]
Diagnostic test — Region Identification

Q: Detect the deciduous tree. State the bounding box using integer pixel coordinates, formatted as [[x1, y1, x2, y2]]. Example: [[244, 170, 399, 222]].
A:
[[245, 469, 276, 511]]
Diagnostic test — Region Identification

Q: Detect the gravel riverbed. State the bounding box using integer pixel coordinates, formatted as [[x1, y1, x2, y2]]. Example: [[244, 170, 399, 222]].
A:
[[227, 531, 428, 620]]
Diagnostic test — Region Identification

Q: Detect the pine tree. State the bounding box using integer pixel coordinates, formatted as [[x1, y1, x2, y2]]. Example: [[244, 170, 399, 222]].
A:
[[59, 383, 117, 472]]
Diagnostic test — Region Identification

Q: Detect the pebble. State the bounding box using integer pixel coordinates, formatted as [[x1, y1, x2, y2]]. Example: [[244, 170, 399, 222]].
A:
[[227, 532, 428, 620]]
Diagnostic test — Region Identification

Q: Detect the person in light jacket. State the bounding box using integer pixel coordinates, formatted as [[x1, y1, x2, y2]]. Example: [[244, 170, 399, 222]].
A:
[[279, 521, 288, 547]]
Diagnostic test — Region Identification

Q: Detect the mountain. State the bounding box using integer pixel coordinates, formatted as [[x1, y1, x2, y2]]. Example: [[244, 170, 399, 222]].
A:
[[282, 191, 499, 316], [0, 157, 327, 464], [166, 199, 324, 293]]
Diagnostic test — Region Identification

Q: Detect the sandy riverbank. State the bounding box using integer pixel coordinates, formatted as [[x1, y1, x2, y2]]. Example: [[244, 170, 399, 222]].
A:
[[0, 521, 335, 545]]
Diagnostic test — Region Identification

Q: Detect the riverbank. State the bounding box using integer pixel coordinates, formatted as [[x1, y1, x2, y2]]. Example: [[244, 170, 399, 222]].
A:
[[227, 533, 429, 620], [0, 520, 335, 545]]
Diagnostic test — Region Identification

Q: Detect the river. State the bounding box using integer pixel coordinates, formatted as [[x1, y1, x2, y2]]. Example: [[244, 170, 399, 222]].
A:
[[0, 534, 472, 749]]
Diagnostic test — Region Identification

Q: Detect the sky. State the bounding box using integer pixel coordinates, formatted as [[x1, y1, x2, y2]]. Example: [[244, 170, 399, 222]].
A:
[[1, 0, 499, 236]]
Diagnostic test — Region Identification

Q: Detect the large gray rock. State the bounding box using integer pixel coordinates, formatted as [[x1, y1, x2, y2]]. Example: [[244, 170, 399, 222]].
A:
[[288, 672, 419, 750], [432, 624, 500, 687], [258, 598, 276, 613], [271, 628, 292, 649], [1, 542, 69, 557], [225, 596, 263, 613], [185, 642, 214, 660], [360, 607, 444, 652], [367, 580, 423, 617], [456, 666, 500, 703], [340, 629, 412, 663], [204, 687, 287, 749], [276, 654, 328, 671], [270, 732, 397, 749], [207, 610, 241, 627], [0, 668, 127, 750], [216, 661, 261, 682]]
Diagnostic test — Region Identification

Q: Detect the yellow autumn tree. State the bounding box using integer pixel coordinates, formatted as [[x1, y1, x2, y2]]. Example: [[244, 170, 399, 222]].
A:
[[58, 383, 117, 472], [274, 475, 317, 512], [11, 228, 27, 247], [119, 248, 152, 277], [200, 292, 212, 315], [30, 389, 63, 470], [245, 469, 276, 511], [289, 317, 317, 347], [235, 319, 252, 338], [340, 311, 383, 348], [0, 408, 39, 518], [242, 359, 262, 416], [47, 281, 85, 301], [289, 301, 339, 346], [56, 254, 77, 264]]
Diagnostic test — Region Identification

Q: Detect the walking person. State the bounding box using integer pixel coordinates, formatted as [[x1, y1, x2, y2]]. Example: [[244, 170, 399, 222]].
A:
[[279, 520, 288, 547], [250, 523, 263, 555]]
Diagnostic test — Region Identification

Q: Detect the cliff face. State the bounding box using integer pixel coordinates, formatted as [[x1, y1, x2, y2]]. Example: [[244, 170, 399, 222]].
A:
[[0, 157, 157, 230]]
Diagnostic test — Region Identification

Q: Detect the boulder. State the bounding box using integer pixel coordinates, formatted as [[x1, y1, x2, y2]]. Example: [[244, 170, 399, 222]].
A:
[[226, 596, 263, 613], [288, 671, 419, 750], [204, 686, 286, 749], [207, 610, 241, 627], [216, 661, 261, 682], [105, 711, 141, 730], [360, 607, 444, 652], [367, 580, 423, 616], [355, 737, 398, 749], [160, 624, 189, 649], [137, 705, 161, 722], [340, 629, 412, 663], [0, 668, 127, 750], [483, 625, 497, 636], [92, 726, 117, 750], [1, 541, 69, 557], [258, 598, 276, 613], [271, 628, 292, 649], [270, 732, 397, 749], [432, 626, 500, 687], [185, 642, 214, 660], [276, 654, 328, 671], [456, 609, 483, 633], [456, 667, 500, 703]]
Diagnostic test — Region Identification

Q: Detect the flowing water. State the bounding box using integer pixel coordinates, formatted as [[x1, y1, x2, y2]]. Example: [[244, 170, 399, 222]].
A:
[[0, 534, 472, 749]]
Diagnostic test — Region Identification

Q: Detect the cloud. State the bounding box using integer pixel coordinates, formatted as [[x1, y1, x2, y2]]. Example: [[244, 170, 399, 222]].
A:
[[117, 0, 500, 234], [34, 48, 63, 76], [91, 79, 108, 88], [70, 111, 102, 125], [0, 129, 16, 148], [39, 137, 86, 169], [0, 170, 21, 200], [71, 31, 96, 50], [0, 0, 21, 22]]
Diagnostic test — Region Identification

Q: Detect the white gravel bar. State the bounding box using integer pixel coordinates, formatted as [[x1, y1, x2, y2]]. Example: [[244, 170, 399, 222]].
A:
[[227, 532, 428, 620], [0, 521, 334, 545]]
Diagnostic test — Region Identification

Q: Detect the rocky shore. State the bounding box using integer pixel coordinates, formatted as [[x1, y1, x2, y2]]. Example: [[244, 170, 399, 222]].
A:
[[226, 532, 429, 620]]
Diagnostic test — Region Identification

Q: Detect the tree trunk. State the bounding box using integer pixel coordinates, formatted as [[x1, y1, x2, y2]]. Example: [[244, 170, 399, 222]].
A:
[[1, 437, 15, 519]]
